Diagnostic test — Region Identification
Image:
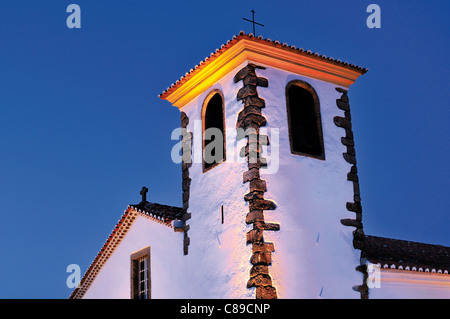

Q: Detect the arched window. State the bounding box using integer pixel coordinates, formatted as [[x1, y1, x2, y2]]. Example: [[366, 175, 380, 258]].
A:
[[286, 80, 325, 159], [202, 90, 226, 172]]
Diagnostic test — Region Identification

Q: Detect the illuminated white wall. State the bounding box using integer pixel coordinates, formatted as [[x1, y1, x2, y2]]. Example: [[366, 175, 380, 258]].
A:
[[181, 61, 362, 299], [82, 215, 185, 299], [254, 65, 362, 299], [83, 60, 364, 299]]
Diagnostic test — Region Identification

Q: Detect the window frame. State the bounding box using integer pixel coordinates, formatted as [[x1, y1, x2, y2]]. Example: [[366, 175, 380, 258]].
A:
[[285, 80, 325, 160], [130, 246, 151, 299], [201, 89, 226, 173]]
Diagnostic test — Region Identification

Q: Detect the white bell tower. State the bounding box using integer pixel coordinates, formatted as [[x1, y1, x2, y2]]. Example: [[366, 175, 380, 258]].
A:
[[160, 31, 367, 299]]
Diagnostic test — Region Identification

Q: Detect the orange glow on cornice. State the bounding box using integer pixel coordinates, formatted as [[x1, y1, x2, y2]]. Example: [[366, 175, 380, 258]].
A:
[[380, 268, 450, 289], [159, 32, 367, 109]]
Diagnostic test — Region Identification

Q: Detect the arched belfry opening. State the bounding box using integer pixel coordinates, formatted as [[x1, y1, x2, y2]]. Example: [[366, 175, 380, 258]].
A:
[[202, 90, 226, 172], [286, 80, 325, 160]]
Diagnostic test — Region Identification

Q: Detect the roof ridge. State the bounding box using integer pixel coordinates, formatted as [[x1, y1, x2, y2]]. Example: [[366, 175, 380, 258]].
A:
[[362, 235, 450, 274], [365, 235, 450, 250], [159, 31, 368, 99], [130, 201, 183, 221]]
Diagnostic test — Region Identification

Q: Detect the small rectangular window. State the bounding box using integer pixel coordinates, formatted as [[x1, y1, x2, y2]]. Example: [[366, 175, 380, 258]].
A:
[[131, 246, 151, 299]]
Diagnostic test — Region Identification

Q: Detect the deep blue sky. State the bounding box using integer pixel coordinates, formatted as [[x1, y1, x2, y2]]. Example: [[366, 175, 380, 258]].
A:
[[0, 1, 448, 298]]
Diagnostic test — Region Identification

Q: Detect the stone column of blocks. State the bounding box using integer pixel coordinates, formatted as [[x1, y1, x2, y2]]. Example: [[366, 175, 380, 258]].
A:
[[333, 88, 368, 299], [234, 63, 280, 299], [181, 111, 192, 255]]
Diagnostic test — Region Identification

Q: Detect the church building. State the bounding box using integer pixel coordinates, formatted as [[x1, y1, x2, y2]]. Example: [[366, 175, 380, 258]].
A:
[[69, 31, 450, 299]]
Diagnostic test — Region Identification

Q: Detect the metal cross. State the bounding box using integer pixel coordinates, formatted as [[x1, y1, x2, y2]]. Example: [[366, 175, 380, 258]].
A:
[[140, 186, 148, 203], [242, 9, 264, 35]]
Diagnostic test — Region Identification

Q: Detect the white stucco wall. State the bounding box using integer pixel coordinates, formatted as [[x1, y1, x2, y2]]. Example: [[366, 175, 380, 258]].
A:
[[180, 61, 255, 298], [83, 62, 257, 300], [80, 56, 450, 299], [254, 65, 362, 299], [181, 61, 362, 299], [82, 215, 185, 299], [83, 60, 364, 299]]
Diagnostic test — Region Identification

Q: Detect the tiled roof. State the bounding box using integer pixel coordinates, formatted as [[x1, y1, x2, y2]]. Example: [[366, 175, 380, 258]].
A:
[[130, 201, 184, 222], [69, 202, 183, 299], [362, 235, 450, 274], [159, 31, 368, 99]]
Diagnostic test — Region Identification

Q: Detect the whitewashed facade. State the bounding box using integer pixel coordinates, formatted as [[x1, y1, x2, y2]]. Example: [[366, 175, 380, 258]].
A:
[[71, 32, 450, 299]]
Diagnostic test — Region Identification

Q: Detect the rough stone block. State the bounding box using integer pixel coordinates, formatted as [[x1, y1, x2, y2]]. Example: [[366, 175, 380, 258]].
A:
[[340, 218, 362, 228], [262, 223, 280, 231], [246, 229, 264, 244], [341, 137, 354, 147], [250, 251, 272, 265], [343, 153, 357, 165], [244, 96, 265, 108], [243, 75, 268, 87], [237, 85, 257, 101], [182, 189, 189, 202], [244, 191, 264, 202], [182, 161, 192, 171], [334, 116, 352, 129], [243, 168, 260, 183], [182, 177, 191, 191], [347, 172, 359, 182], [250, 179, 267, 193], [353, 228, 365, 240], [247, 274, 272, 288], [336, 99, 350, 111], [344, 111, 351, 121], [182, 168, 189, 179], [340, 94, 349, 103], [234, 63, 266, 83], [234, 65, 256, 83], [252, 242, 275, 253], [346, 146, 356, 156], [250, 265, 269, 277], [346, 202, 362, 213], [237, 113, 267, 129], [249, 199, 277, 211], [335, 87, 348, 94], [345, 129, 354, 140], [256, 286, 277, 299], [180, 112, 189, 128], [246, 210, 265, 224]]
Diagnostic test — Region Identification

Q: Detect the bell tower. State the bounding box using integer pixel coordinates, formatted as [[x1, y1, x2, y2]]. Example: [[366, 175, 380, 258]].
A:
[[160, 31, 367, 299]]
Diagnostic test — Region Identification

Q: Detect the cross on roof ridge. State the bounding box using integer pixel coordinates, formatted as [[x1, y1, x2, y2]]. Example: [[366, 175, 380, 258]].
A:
[[140, 186, 148, 203], [242, 9, 264, 36]]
